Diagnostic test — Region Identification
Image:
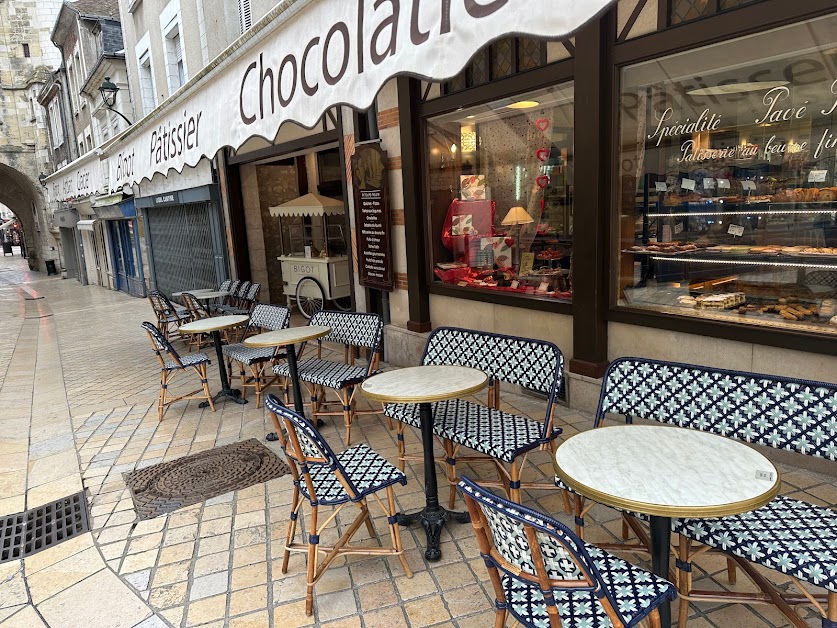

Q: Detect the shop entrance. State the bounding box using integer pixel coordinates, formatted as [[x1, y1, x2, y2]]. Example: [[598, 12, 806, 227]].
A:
[[108, 220, 137, 294]]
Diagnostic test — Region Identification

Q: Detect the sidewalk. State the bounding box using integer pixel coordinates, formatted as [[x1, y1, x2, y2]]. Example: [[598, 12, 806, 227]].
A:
[[0, 254, 829, 627]]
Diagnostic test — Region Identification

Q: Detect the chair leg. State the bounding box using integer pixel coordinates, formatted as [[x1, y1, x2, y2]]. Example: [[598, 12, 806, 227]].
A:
[[251, 363, 263, 408], [573, 494, 585, 538], [494, 609, 507, 628], [726, 556, 737, 584], [396, 423, 407, 473], [158, 370, 167, 421], [508, 463, 522, 503], [648, 609, 662, 628], [677, 535, 692, 628], [342, 388, 353, 446], [386, 485, 412, 578], [237, 360, 247, 400], [305, 505, 319, 616], [200, 364, 215, 412], [826, 591, 837, 627], [282, 486, 301, 574], [443, 439, 458, 510]]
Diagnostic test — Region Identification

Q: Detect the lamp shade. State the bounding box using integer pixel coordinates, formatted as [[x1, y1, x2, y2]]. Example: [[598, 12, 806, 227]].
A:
[[501, 206, 535, 226]]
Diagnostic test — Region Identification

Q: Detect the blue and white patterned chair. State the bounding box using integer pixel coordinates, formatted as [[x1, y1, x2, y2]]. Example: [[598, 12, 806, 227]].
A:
[[565, 357, 837, 627], [148, 290, 190, 341], [272, 311, 383, 445], [384, 327, 566, 507], [142, 322, 214, 421], [221, 304, 290, 407], [216, 281, 261, 315], [458, 476, 675, 628], [264, 394, 412, 617]]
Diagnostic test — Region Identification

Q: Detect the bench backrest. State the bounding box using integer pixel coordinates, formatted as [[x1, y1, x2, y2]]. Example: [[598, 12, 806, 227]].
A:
[[422, 327, 564, 405], [597, 357, 837, 461], [310, 310, 383, 352]]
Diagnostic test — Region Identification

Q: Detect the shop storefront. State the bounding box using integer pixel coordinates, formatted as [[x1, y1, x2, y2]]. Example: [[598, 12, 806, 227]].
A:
[[53, 207, 83, 282], [93, 196, 146, 297], [135, 183, 227, 297], [392, 0, 837, 408]]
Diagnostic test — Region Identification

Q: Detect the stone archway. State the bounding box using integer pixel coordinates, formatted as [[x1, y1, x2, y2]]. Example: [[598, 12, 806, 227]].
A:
[[0, 159, 57, 271]]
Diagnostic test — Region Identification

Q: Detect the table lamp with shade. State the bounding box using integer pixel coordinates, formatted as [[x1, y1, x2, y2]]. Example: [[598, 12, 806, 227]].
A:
[[501, 206, 534, 270]]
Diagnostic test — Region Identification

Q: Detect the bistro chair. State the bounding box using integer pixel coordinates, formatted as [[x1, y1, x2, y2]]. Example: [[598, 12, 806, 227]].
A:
[[264, 394, 412, 617], [142, 322, 214, 421], [384, 327, 567, 507], [458, 476, 675, 628], [181, 292, 212, 350], [217, 282, 261, 315], [273, 311, 384, 445], [148, 290, 190, 340], [222, 303, 290, 407]]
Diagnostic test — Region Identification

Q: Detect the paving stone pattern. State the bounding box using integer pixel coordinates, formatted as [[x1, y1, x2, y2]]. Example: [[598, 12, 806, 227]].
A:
[[0, 254, 832, 627]]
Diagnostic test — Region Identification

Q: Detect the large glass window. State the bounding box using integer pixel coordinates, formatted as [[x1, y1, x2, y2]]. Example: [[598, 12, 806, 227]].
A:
[[426, 84, 574, 302], [617, 14, 837, 335]]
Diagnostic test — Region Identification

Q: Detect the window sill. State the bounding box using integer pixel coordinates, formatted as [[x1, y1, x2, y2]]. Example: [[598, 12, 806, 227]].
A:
[[428, 281, 573, 314], [128, 0, 142, 13], [608, 305, 837, 356]]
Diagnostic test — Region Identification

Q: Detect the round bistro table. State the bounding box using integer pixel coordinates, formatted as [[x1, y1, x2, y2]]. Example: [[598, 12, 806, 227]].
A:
[[361, 365, 488, 561], [244, 325, 331, 421], [554, 424, 781, 627], [178, 315, 250, 407], [172, 288, 220, 297]]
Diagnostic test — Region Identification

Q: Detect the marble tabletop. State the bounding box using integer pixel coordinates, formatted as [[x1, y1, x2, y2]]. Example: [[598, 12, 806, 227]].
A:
[[190, 290, 232, 300], [172, 288, 220, 297], [243, 325, 331, 348], [179, 315, 249, 334], [554, 425, 781, 518], [361, 365, 488, 404]]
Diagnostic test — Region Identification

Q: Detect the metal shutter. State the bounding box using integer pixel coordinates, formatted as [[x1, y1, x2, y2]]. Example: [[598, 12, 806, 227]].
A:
[[238, 0, 252, 34], [145, 202, 217, 297]]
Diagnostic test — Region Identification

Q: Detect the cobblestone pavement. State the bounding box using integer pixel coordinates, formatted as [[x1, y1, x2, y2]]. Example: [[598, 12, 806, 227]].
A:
[[0, 254, 832, 627]]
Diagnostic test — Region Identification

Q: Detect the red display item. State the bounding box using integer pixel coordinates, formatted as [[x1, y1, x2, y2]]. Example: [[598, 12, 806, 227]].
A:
[[441, 199, 496, 252]]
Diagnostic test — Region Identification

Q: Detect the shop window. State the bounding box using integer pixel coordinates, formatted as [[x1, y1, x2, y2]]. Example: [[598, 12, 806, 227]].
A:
[[616, 13, 837, 336], [427, 83, 574, 302]]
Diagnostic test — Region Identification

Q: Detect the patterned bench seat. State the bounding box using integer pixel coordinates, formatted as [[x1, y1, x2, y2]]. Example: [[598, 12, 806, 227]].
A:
[[566, 357, 837, 627], [383, 327, 565, 507]]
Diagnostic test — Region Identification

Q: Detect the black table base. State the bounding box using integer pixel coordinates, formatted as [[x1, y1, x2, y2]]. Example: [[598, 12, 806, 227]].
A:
[[397, 401, 470, 561], [201, 329, 247, 408], [650, 515, 672, 626], [265, 341, 323, 442]]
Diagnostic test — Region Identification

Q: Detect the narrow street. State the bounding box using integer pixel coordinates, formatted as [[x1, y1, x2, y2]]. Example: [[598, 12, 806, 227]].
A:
[[0, 256, 832, 627]]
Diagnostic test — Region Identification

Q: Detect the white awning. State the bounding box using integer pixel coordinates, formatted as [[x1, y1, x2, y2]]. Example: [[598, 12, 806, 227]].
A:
[[43, 151, 104, 204], [98, 0, 612, 192], [269, 193, 344, 218], [77, 219, 97, 231]]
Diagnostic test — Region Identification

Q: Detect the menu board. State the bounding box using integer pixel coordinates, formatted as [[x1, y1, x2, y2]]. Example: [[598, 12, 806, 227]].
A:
[[352, 142, 394, 291]]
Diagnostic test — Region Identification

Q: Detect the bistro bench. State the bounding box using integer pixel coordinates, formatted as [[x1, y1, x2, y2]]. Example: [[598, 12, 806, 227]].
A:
[[563, 357, 837, 627], [384, 327, 567, 507]]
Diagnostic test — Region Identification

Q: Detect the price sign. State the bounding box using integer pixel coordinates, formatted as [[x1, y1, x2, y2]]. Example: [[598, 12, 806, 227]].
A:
[[728, 224, 745, 237], [717, 178, 731, 190], [674, 222, 684, 234], [809, 170, 828, 183], [537, 281, 550, 292], [681, 178, 696, 191], [510, 280, 520, 289], [654, 182, 668, 192], [703, 178, 715, 190], [741, 180, 756, 191]]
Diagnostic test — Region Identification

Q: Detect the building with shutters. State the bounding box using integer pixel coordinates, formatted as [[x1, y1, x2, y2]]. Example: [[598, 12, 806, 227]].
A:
[[38, 0, 132, 289]]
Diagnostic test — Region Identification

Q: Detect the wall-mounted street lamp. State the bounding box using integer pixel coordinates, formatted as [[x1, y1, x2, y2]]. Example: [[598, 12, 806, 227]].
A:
[[99, 77, 133, 126]]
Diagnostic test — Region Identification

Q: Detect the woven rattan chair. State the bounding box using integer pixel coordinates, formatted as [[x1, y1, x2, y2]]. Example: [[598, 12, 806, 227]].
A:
[[265, 394, 411, 616], [143, 322, 214, 420], [272, 311, 383, 445], [148, 290, 190, 340], [217, 282, 261, 315], [459, 476, 675, 628], [222, 304, 290, 407], [180, 292, 212, 350]]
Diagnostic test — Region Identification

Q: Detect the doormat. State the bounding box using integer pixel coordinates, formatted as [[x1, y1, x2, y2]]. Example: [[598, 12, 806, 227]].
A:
[[0, 491, 90, 564], [124, 439, 291, 520]]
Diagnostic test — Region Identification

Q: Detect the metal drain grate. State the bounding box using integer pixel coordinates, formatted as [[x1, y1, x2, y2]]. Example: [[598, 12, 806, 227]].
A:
[[0, 491, 90, 564]]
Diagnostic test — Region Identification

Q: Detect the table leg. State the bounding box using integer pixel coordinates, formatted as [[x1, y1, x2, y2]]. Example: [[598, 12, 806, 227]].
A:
[[266, 342, 322, 441], [650, 515, 672, 626], [200, 330, 247, 407], [397, 402, 470, 562]]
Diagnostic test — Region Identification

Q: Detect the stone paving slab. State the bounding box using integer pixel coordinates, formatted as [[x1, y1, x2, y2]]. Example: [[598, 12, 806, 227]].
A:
[[0, 253, 832, 627]]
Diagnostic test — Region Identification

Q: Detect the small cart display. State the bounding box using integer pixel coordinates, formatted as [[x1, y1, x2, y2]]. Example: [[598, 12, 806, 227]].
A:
[[269, 193, 352, 317]]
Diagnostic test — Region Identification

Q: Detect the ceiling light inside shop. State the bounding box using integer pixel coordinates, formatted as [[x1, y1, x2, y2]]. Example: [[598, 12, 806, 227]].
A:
[[686, 81, 788, 96], [506, 100, 540, 109]]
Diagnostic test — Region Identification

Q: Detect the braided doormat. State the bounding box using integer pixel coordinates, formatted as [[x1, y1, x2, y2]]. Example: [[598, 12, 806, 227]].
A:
[[124, 439, 290, 520]]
